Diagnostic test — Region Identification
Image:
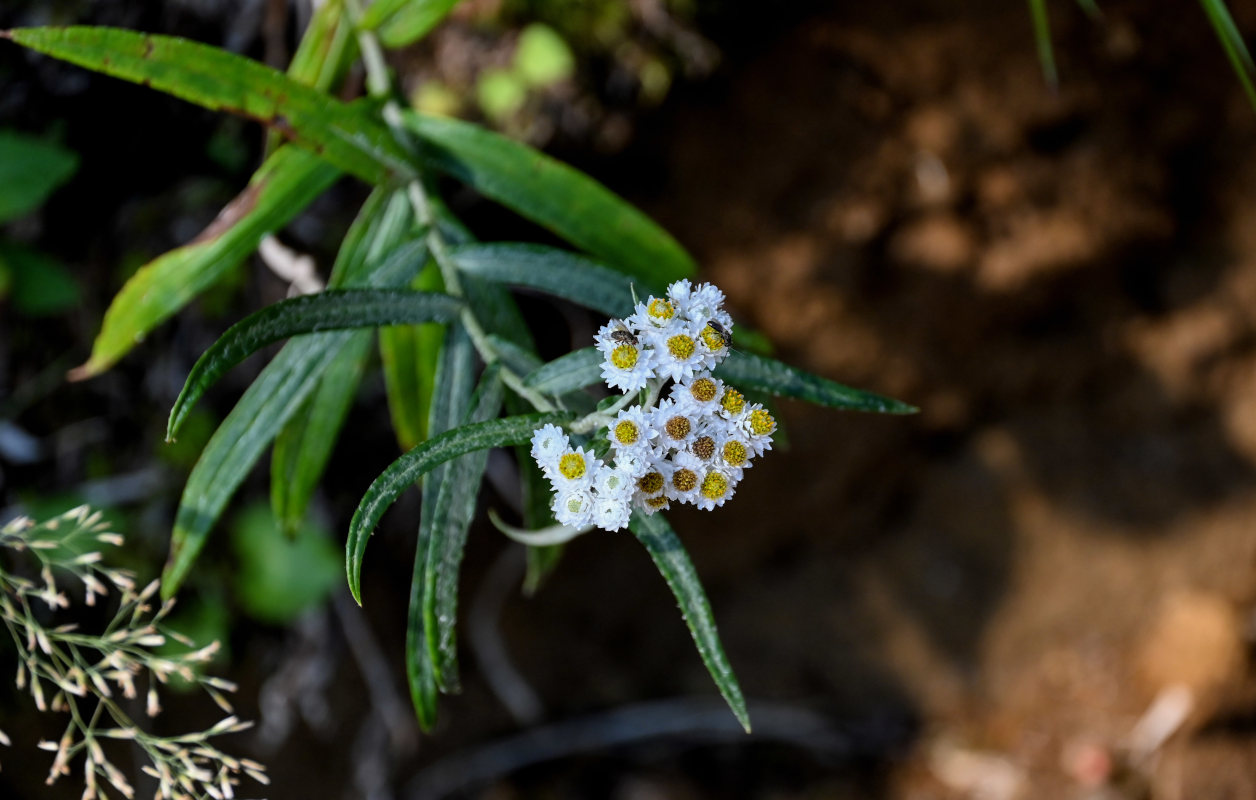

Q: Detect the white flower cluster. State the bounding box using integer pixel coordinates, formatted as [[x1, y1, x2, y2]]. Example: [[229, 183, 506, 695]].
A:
[[530, 280, 777, 531]]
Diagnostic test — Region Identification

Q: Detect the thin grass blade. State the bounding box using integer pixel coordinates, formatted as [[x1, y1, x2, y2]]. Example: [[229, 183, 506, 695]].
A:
[[1200, 0, 1256, 110]]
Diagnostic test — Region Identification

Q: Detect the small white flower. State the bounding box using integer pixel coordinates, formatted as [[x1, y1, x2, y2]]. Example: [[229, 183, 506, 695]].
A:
[[553, 488, 595, 527], [628, 295, 682, 332], [739, 404, 777, 456], [661, 451, 703, 505], [643, 319, 705, 384], [651, 399, 698, 453], [713, 429, 754, 479], [606, 405, 658, 461], [670, 372, 725, 418], [596, 322, 657, 393], [593, 494, 632, 532], [550, 446, 599, 491], [530, 424, 569, 474], [594, 464, 635, 502], [668, 279, 728, 325], [694, 466, 737, 511]]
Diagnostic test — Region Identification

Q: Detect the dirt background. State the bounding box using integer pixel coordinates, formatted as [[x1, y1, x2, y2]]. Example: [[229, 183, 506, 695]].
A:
[[3, 1, 1256, 799]]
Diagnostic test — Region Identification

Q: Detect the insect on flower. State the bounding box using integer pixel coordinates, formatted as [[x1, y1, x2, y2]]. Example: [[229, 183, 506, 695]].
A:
[[610, 322, 639, 346], [704, 319, 733, 349]]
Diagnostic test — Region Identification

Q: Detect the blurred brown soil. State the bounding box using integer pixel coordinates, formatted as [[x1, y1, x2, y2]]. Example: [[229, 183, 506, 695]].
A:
[[580, 1, 1256, 797]]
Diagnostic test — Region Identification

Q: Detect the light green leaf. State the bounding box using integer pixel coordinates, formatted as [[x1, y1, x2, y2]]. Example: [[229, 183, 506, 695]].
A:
[[425, 366, 505, 692], [72, 145, 339, 378], [270, 330, 372, 537], [484, 334, 542, 377], [406, 111, 696, 286], [629, 511, 750, 733], [0, 129, 78, 223], [347, 412, 569, 606], [522, 347, 602, 395], [450, 242, 648, 318], [232, 504, 341, 624], [360, 0, 462, 48], [380, 260, 444, 451], [3, 27, 413, 183], [514, 24, 575, 88], [287, 0, 357, 92], [168, 288, 462, 440], [713, 352, 917, 414]]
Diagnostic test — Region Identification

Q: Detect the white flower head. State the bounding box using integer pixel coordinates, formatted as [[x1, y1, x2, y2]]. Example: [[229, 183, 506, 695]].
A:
[[629, 294, 682, 334], [651, 398, 698, 454], [739, 404, 777, 456], [530, 423, 569, 474], [593, 494, 632, 532], [714, 429, 754, 479], [694, 466, 737, 511], [551, 446, 599, 491], [662, 450, 704, 505], [668, 279, 727, 323], [594, 464, 635, 502], [670, 372, 724, 418], [644, 318, 707, 384], [607, 405, 658, 461], [596, 321, 656, 393], [553, 488, 595, 528]]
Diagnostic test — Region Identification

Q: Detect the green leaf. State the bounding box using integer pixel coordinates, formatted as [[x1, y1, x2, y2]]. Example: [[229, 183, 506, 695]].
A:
[[287, 0, 357, 92], [72, 145, 339, 378], [425, 366, 505, 692], [379, 260, 445, 451], [713, 352, 917, 414], [477, 68, 528, 121], [507, 394, 564, 595], [484, 334, 542, 377], [522, 346, 602, 395], [629, 511, 750, 733], [270, 330, 372, 536], [1074, 0, 1102, 20], [168, 288, 461, 440], [0, 241, 80, 316], [360, 0, 462, 48], [450, 242, 648, 318], [405, 111, 696, 285], [514, 24, 575, 88], [0, 129, 78, 223], [232, 504, 341, 624], [3, 27, 413, 184], [348, 412, 569, 606], [407, 325, 477, 729], [1028, 0, 1058, 90], [161, 200, 424, 599], [1200, 0, 1256, 111]]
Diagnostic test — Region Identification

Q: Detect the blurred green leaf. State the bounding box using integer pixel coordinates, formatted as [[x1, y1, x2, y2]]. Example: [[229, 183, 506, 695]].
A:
[[361, 0, 463, 49], [73, 145, 338, 378], [167, 288, 461, 441], [287, 0, 358, 92], [450, 242, 646, 317], [1028, 0, 1059, 89], [380, 260, 444, 451], [425, 366, 504, 692], [232, 503, 341, 624], [4, 27, 413, 183], [1200, 0, 1256, 110], [515, 24, 575, 87], [405, 111, 696, 286], [629, 511, 750, 733], [523, 346, 602, 395], [477, 68, 528, 121], [348, 412, 569, 606], [714, 352, 917, 414], [0, 241, 80, 316], [0, 129, 78, 222], [271, 330, 372, 536]]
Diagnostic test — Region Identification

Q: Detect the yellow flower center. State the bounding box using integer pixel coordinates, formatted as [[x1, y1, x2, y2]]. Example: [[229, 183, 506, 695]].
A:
[[666, 334, 696, 361], [565, 496, 586, 514], [645, 495, 669, 509], [720, 388, 745, 416], [689, 377, 718, 403], [700, 326, 726, 351], [613, 420, 640, 445], [701, 472, 729, 500], [664, 415, 691, 441], [610, 344, 639, 370], [637, 471, 664, 494], [558, 452, 587, 480], [671, 468, 698, 492], [647, 297, 675, 322], [692, 436, 716, 460], [721, 440, 748, 467], [748, 409, 776, 436]]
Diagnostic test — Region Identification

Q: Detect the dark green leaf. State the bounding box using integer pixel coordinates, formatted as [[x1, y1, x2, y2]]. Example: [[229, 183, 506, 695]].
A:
[[168, 288, 460, 440], [0, 241, 80, 316], [232, 504, 340, 624], [1200, 0, 1256, 111], [714, 352, 916, 414], [0, 129, 78, 223], [1028, 0, 1058, 90], [629, 511, 750, 733], [484, 334, 542, 376], [4, 27, 413, 183], [405, 111, 695, 286], [72, 145, 339, 378], [522, 347, 602, 395], [450, 242, 649, 318], [507, 394, 564, 595], [379, 260, 444, 450], [270, 330, 371, 537], [425, 366, 505, 692], [348, 412, 569, 605]]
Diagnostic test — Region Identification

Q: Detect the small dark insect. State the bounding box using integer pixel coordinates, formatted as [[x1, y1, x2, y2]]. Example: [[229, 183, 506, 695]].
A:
[[705, 319, 733, 349], [610, 323, 639, 346]]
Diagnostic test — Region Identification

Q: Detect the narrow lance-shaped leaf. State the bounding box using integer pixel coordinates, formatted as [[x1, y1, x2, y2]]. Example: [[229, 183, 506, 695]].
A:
[[161, 208, 425, 598], [286, 0, 357, 92], [72, 145, 339, 378], [271, 330, 372, 537], [348, 413, 569, 606], [450, 242, 651, 318], [362, 0, 463, 49], [405, 111, 695, 286], [407, 324, 476, 729], [1200, 0, 1256, 111], [2, 27, 413, 183], [425, 366, 505, 692], [380, 260, 444, 450], [629, 511, 751, 733], [168, 289, 462, 440], [714, 352, 917, 414], [523, 347, 602, 396]]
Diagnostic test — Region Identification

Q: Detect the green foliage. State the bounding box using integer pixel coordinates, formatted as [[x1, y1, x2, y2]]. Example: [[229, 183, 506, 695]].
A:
[[714, 352, 918, 413], [0, 242, 80, 316], [232, 503, 341, 624], [0, 129, 78, 222], [515, 24, 575, 87]]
